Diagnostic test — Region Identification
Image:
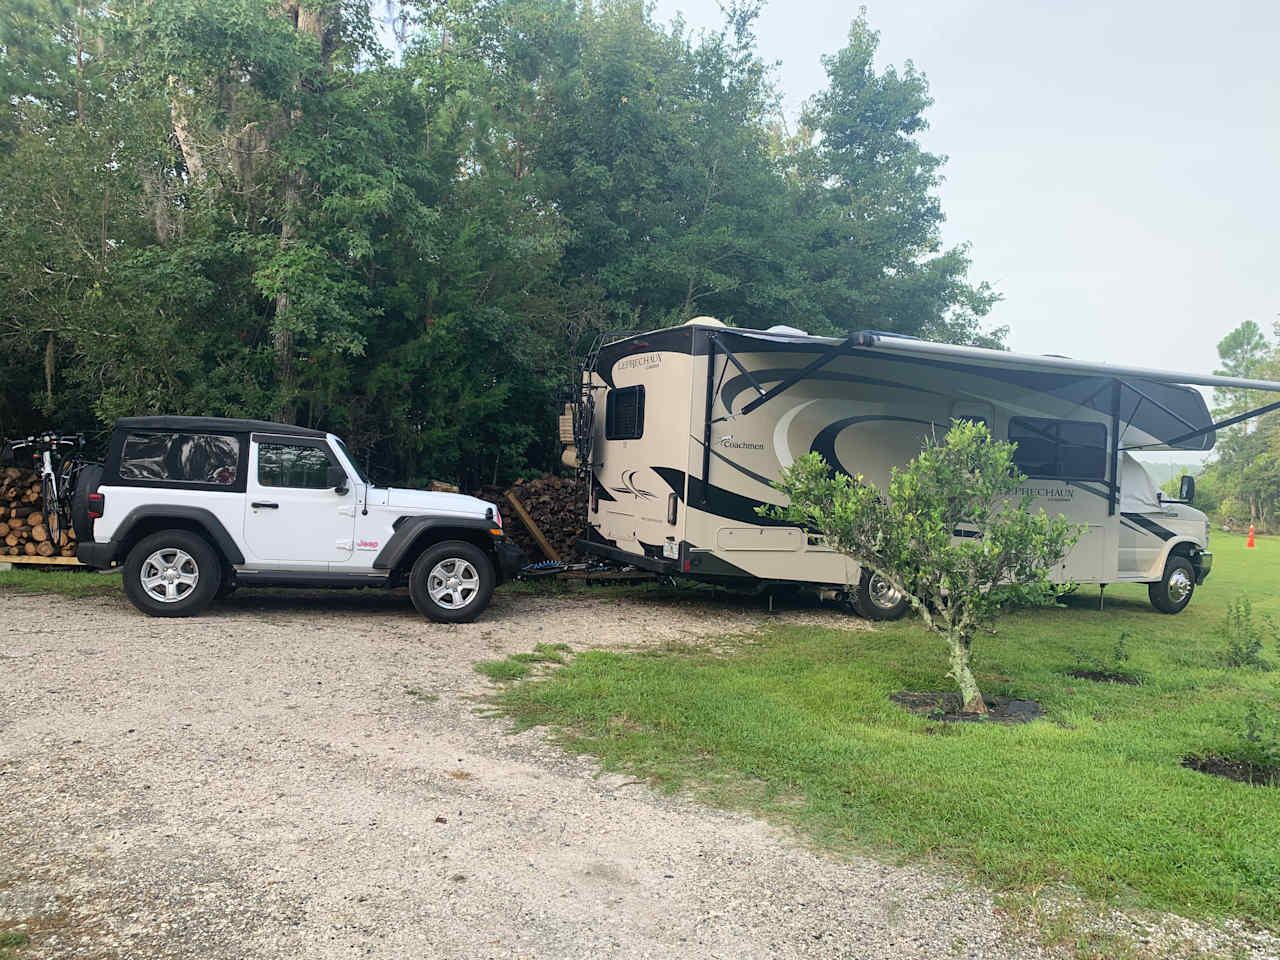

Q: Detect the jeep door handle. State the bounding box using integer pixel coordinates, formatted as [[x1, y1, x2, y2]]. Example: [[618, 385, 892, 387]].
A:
[[251, 501, 279, 509]]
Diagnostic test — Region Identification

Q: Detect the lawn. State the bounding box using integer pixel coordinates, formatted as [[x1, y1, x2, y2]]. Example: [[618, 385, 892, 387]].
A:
[[484, 534, 1280, 930], [0, 567, 120, 598]]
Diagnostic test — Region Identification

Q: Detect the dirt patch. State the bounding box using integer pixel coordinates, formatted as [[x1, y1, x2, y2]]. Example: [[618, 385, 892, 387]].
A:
[[1181, 753, 1280, 787], [1066, 668, 1141, 685], [891, 691, 1044, 724]]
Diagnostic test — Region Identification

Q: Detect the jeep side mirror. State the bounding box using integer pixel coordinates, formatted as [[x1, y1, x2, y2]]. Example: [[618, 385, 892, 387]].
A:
[[327, 464, 349, 495], [1179, 474, 1195, 504]]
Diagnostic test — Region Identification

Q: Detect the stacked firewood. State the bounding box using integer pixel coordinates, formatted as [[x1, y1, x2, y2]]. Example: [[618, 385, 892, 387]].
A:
[[502, 473, 588, 562], [0, 467, 76, 558]]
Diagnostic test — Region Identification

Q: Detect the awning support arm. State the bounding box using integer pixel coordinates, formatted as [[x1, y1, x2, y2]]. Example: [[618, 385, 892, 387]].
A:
[[739, 331, 879, 416], [1121, 398, 1280, 451], [709, 333, 767, 404], [1109, 379, 1121, 516]]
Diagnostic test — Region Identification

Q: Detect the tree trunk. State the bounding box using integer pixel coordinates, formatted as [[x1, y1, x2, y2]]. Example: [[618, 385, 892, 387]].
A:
[[947, 631, 987, 714], [272, 163, 300, 424], [44, 332, 55, 406], [270, 2, 327, 425]]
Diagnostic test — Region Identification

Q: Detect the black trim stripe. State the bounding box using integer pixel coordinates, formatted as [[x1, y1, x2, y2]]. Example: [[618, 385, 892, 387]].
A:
[[1121, 512, 1175, 541]]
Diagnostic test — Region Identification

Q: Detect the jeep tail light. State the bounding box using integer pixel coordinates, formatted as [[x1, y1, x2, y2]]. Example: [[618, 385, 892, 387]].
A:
[[87, 492, 104, 519], [667, 492, 678, 525], [591, 483, 599, 513]]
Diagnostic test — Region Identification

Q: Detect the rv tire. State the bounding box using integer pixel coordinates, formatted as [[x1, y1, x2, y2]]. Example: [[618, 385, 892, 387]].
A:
[[1148, 556, 1195, 615], [853, 569, 910, 621]]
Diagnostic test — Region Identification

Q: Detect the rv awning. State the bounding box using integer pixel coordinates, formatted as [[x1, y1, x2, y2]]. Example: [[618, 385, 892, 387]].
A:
[[717, 327, 1280, 453]]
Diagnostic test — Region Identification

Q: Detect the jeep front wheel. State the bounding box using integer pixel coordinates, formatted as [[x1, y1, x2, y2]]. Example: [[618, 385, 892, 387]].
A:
[[123, 530, 222, 618], [409, 541, 495, 623]]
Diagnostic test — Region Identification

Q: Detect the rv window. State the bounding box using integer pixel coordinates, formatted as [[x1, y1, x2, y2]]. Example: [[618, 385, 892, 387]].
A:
[[1008, 418, 1107, 479], [606, 386, 645, 440]]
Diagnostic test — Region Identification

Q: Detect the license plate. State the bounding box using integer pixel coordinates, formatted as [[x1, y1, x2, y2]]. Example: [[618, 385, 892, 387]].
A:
[[662, 541, 679, 559]]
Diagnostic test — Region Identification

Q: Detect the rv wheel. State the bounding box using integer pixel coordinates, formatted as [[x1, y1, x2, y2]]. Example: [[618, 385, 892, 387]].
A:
[[1148, 556, 1195, 614], [854, 569, 910, 621]]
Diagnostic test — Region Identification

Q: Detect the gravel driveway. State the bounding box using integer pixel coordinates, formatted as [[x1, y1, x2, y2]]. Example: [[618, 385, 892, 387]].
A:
[[0, 586, 1262, 959]]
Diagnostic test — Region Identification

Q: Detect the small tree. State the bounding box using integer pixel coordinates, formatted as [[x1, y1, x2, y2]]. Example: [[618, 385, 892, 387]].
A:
[[770, 420, 1079, 714]]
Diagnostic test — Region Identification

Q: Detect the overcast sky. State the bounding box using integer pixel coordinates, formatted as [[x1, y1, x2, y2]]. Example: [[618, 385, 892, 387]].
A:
[[652, 0, 1279, 384]]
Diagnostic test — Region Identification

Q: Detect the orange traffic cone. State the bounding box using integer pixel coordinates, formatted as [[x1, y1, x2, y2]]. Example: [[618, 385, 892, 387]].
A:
[[1247, 525, 1256, 548]]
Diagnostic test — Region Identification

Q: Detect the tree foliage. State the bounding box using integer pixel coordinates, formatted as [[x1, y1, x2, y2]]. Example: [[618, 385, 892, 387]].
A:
[[1186, 321, 1280, 531], [769, 421, 1077, 713], [1, 0, 1000, 485]]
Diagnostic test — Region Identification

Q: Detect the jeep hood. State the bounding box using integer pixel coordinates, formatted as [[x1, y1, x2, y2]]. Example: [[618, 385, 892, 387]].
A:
[[380, 487, 495, 519]]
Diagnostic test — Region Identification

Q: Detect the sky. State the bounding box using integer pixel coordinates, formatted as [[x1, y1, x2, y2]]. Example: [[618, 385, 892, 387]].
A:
[[650, 0, 1280, 384]]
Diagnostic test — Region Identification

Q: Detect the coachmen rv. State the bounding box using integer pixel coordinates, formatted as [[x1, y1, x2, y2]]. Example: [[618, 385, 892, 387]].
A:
[[565, 318, 1280, 618]]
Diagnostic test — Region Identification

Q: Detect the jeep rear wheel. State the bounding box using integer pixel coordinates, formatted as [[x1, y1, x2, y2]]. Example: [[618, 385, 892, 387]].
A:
[[409, 540, 495, 623], [123, 530, 221, 618]]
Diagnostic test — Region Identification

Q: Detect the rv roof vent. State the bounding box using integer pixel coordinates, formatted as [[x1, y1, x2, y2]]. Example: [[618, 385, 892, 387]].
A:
[[684, 316, 725, 327], [766, 325, 809, 336]]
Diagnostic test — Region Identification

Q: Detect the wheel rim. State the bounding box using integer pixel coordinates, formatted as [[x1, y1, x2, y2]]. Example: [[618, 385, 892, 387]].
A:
[[427, 558, 480, 610], [869, 573, 901, 609], [1167, 567, 1193, 604], [140, 548, 200, 603]]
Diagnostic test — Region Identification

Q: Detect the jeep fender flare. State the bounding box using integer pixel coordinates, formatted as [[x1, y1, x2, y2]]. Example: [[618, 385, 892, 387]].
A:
[[102, 506, 245, 566], [373, 516, 498, 571]]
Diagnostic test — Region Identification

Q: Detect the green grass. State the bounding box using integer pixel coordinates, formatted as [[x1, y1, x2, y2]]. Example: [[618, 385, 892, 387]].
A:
[[0, 930, 29, 959], [475, 642, 574, 682], [0, 568, 119, 598], [485, 534, 1280, 930]]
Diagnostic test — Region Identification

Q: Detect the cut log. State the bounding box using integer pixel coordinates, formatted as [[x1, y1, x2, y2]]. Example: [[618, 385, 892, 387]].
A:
[[30, 524, 48, 542], [505, 490, 560, 562], [23, 541, 36, 555], [35, 541, 55, 557]]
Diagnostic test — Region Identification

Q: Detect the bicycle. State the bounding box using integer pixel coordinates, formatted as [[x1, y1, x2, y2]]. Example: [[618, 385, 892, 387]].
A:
[[5, 433, 84, 547]]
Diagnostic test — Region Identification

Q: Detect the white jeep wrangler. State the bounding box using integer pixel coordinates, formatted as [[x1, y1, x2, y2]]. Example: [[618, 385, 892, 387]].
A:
[[74, 416, 522, 621]]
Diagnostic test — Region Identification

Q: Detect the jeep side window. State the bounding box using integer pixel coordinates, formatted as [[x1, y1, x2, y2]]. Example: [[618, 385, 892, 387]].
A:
[[257, 443, 332, 489], [605, 386, 645, 440], [119, 432, 240, 485]]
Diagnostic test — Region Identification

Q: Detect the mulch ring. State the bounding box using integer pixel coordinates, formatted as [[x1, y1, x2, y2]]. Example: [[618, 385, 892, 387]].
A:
[[1181, 753, 1280, 787], [1067, 668, 1141, 685], [891, 691, 1043, 725]]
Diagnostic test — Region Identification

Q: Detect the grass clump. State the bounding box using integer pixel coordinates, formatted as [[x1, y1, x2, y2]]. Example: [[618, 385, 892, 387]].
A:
[[1239, 703, 1280, 774], [0, 930, 30, 959], [475, 643, 572, 683], [1221, 595, 1276, 669], [1068, 632, 1144, 685]]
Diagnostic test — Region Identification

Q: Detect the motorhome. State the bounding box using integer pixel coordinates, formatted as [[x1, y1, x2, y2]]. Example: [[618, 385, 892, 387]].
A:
[[565, 318, 1280, 617]]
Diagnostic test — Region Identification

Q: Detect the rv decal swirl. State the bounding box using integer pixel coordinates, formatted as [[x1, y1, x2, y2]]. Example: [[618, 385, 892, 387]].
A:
[[610, 470, 657, 500]]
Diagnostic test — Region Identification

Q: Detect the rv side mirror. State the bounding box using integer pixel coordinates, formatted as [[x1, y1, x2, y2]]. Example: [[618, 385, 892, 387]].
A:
[[327, 464, 349, 494], [1179, 475, 1195, 504]]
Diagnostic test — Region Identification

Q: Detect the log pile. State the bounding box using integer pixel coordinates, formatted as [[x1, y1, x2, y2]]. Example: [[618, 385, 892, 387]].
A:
[[499, 473, 587, 562], [1, 467, 76, 558]]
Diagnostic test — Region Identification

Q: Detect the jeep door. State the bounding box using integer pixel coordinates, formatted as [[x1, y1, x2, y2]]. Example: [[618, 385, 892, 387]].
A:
[[243, 435, 355, 565]]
